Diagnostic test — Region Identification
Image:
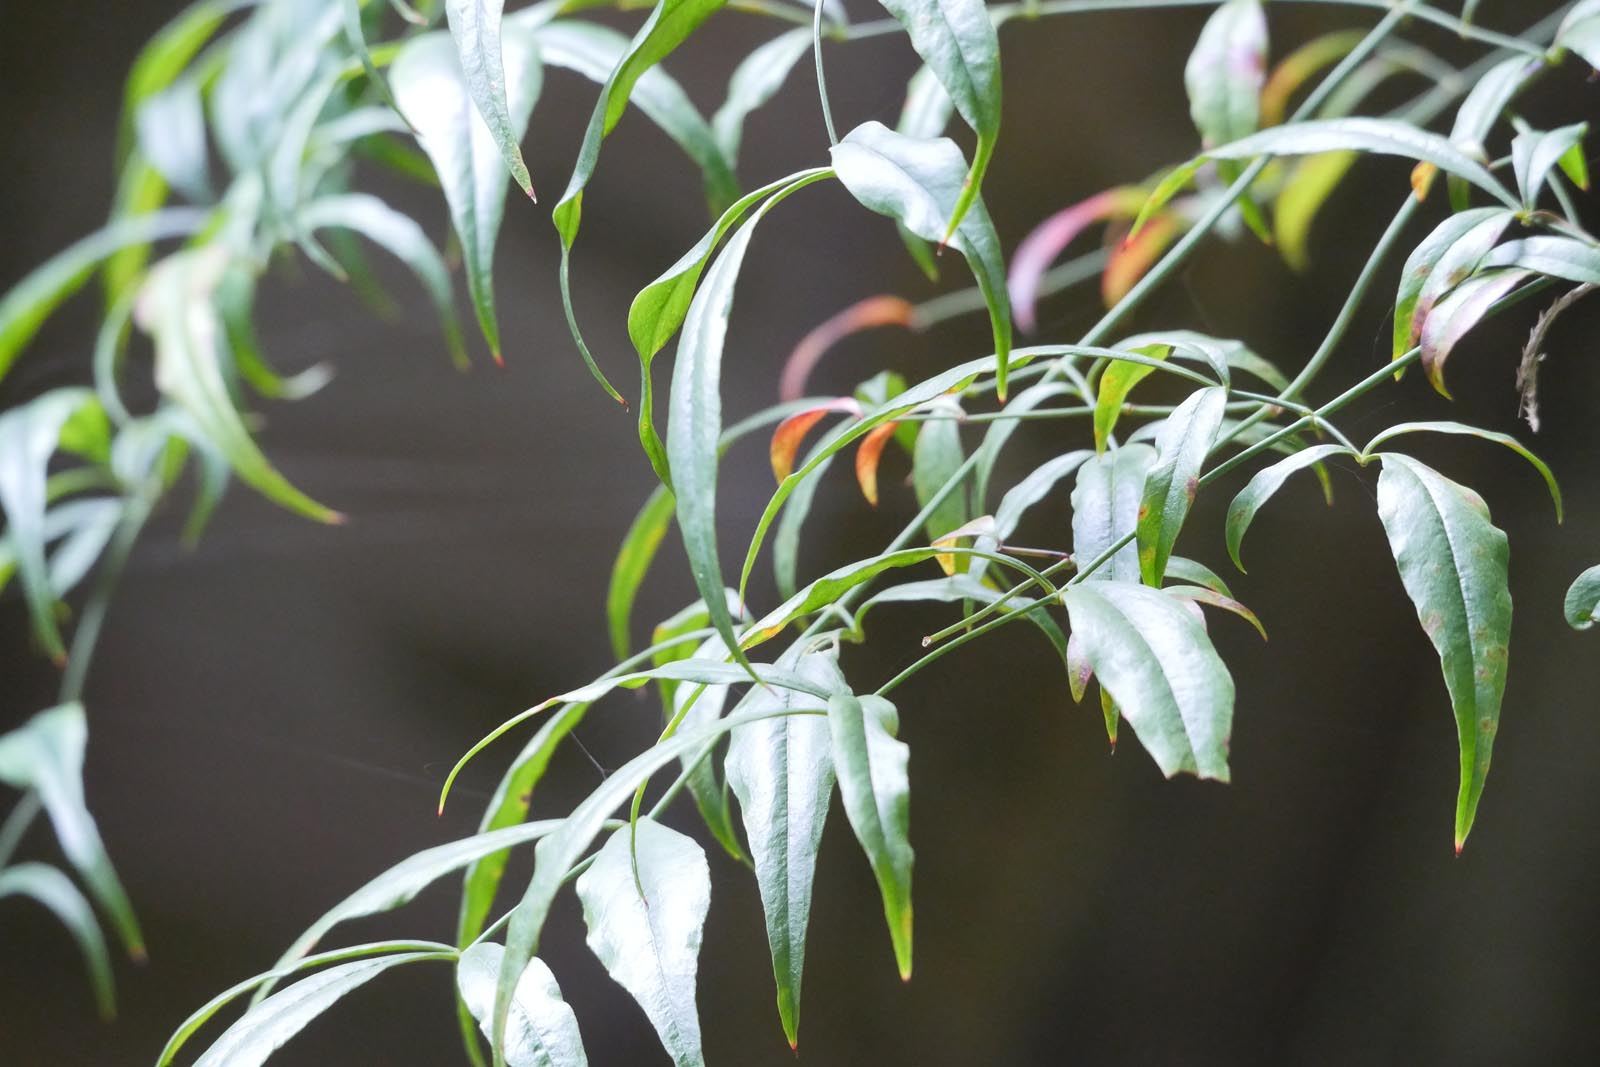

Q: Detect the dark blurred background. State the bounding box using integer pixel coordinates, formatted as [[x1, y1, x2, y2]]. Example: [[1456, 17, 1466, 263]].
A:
[[4, 1, 1599, 1063]]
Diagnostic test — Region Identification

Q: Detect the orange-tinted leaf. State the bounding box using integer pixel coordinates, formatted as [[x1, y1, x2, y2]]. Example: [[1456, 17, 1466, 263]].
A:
[[769, 398, 862, 483], [778, 296, 915, 401], [1411, 161, 1439, 200], [855, 422, 901, 507], [1103, 214, 1184, 308]]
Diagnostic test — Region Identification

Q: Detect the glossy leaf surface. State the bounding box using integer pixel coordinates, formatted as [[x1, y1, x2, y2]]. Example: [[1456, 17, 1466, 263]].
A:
[[458, 944, 587, 1067]]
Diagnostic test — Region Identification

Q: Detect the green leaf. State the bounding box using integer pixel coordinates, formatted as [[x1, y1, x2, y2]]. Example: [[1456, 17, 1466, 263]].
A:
[[267, 821, 560, 984], [1166, 585, 1267, 640], [711, 28, 811, 168], [1071, 444, 1156, 584], [1137, 118, 1519, 237], [0, 209, 206, 383], [159, 941, 458, 1066], [1413, 211, 1515, 330], [1273, 151, 1357, 271], [1374, 453, 1511, 851], [1137, 387, 1227, 586], [1093, 344, 1171, 451], [443, 0, 536, 198], [458, 944, 587, 1067], [826, 692, 913, 980], [391, 22, 542, 360], [659, 632, 745, 863], [972, 382, 1072, 511], [190, 952, 456, 1067], [1061, 581, 1235, 780], [1363, 421, 1562, 521], [607, 485, 676, 660], [1184, 0, 1266, 150], [1448, 56, 1542, 159], [912, 418, 970, 546], [135, 249, 342, 524], [725, 644, 848, 1048], [774, 454, 834, 601], [872, 0, 1001, 244], [852, 576, 1070, 671], [0, 863, 114, 1019], [0, 704, 143, 960], [1564, 564, 1600, 630], [117, 0, 233, 161], [830, 122, 1012, 396], [895, 65, 954, 280], [1558, 1, 1600, 72], [1511, 123, 1587, 208], [1391, 207, 1512, 362], [576, 820, 709, 1067], [992, 450, 1094, 547], [1482, 235, 1600, 286], [299, 194, 469, 367], [1419, 269, 1534, 398], [1225, 443, 1355, 572], [135, 75, 211, 203], [0, 390, 105, 659], [546, 1, 737, 252], [630, 168, 833, 486], [1164, 556, 1235, 598]]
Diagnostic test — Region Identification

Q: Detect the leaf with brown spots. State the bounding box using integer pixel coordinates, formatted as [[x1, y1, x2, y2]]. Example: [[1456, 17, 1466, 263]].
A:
[[1374, 453, 1512, 852]]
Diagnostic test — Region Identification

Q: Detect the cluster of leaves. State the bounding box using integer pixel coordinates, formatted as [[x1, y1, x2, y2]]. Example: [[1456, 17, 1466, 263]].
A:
[[5, 0, 1600, 1063]]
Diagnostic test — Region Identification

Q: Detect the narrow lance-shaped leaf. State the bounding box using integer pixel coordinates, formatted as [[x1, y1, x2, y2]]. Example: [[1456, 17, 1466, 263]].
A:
[[1061, 581, 1235, 780], [458, 944, 587, 1067], [0, 863, 114, 1019], [1093, 344, 1171, 451], [1137, 387, 1226, 587], [725, 644, 848, 1049], [138, 249, 342, 524], [1071, 444, 1156, 584], [1374, 453, 1511, 851], [135, 75, 212, 203], [1419, 269, 1534, 398], [1183, 0, 1268, 237], [1363, 421, 1562, 521], [1449, 56, 1543, 161], [190, 952, 456, 1067], [1511, 122, 1587, 208], [912, 418, 970, 546], [830, 122, 1013, 396], [659, 631, 745, 862], [827, 692, 914, 980], [577, 820, 709, 1067], [1225, 444, 1355, 572], [1482, 235, 1600, 287], [711, 28, 811, 167], [444, 0, 535, 197], [1136, 118, 1520, 237], [1559, 1, 1600, 71], [873, 0, 1001, 244], [391, 22, 542, 360], [0, 704, 143, 959], [608, 485, 675, 660]]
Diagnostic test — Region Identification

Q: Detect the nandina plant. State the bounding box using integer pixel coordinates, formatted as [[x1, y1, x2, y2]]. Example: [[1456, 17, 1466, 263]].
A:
[[3, 0, 1599, 1063]]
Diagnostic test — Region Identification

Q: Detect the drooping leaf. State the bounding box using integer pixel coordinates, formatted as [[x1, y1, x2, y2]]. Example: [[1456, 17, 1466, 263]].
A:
[[1165, 585, 1267, 639], [576, 820, 710, 1067], [1448, 56, 1543, 160], [778, 295, 915, 403], [854, 423, 899, 507], [607, 485, 675, 661], [1419, 269, 1534, 398], [391, 21, 541, 360], [873, 0, 1000, 243], [1137, 387, 1227, 587], [1102, 213, 1186, 305], [725, 644, 848, 1048], [1558, 1, 1600, 72], [992, 450, 1094, 548], [1061, 581, 1235, 780], [1364, 421, 1562, 521], [299, 193, 469, 367], [0, 209, 207, 383], [189, 952, 456, 1067], [1136, 118, 1519, 237], [774, 454, 835, 600], [1259, 29, 1367, 127], [443, 0, 537, 198], [1274, 151, 1358, 271], [546, 1, 738, 253], [458, 944, 587, 1067], [159, 941, 458, 1067], [1563, 564, 1600, 630], [1482, 235, 1600, 287], [1374, 453, 1511, 851], [0, 863, 114, 1019], [1391, 207, 1512, 362], [830, 122, 1012, 396], [1093, 344, 1171, 451], [826, 692, 913, 980], [135, 251, 339, 527], [1224, 444, 1355, 571], [1071, 444, 1156, 583], [711, 28, 811, 168], [0, 704, 143, 960], [0, 390, 107, 659], [1165, 556, 1235, 598], [1008, 188, 1144, 333], [135, 76, 212, 203], [659, 632, 745, 863], [632, 168, 834, 484], [1412, 211, 1515, 334]]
